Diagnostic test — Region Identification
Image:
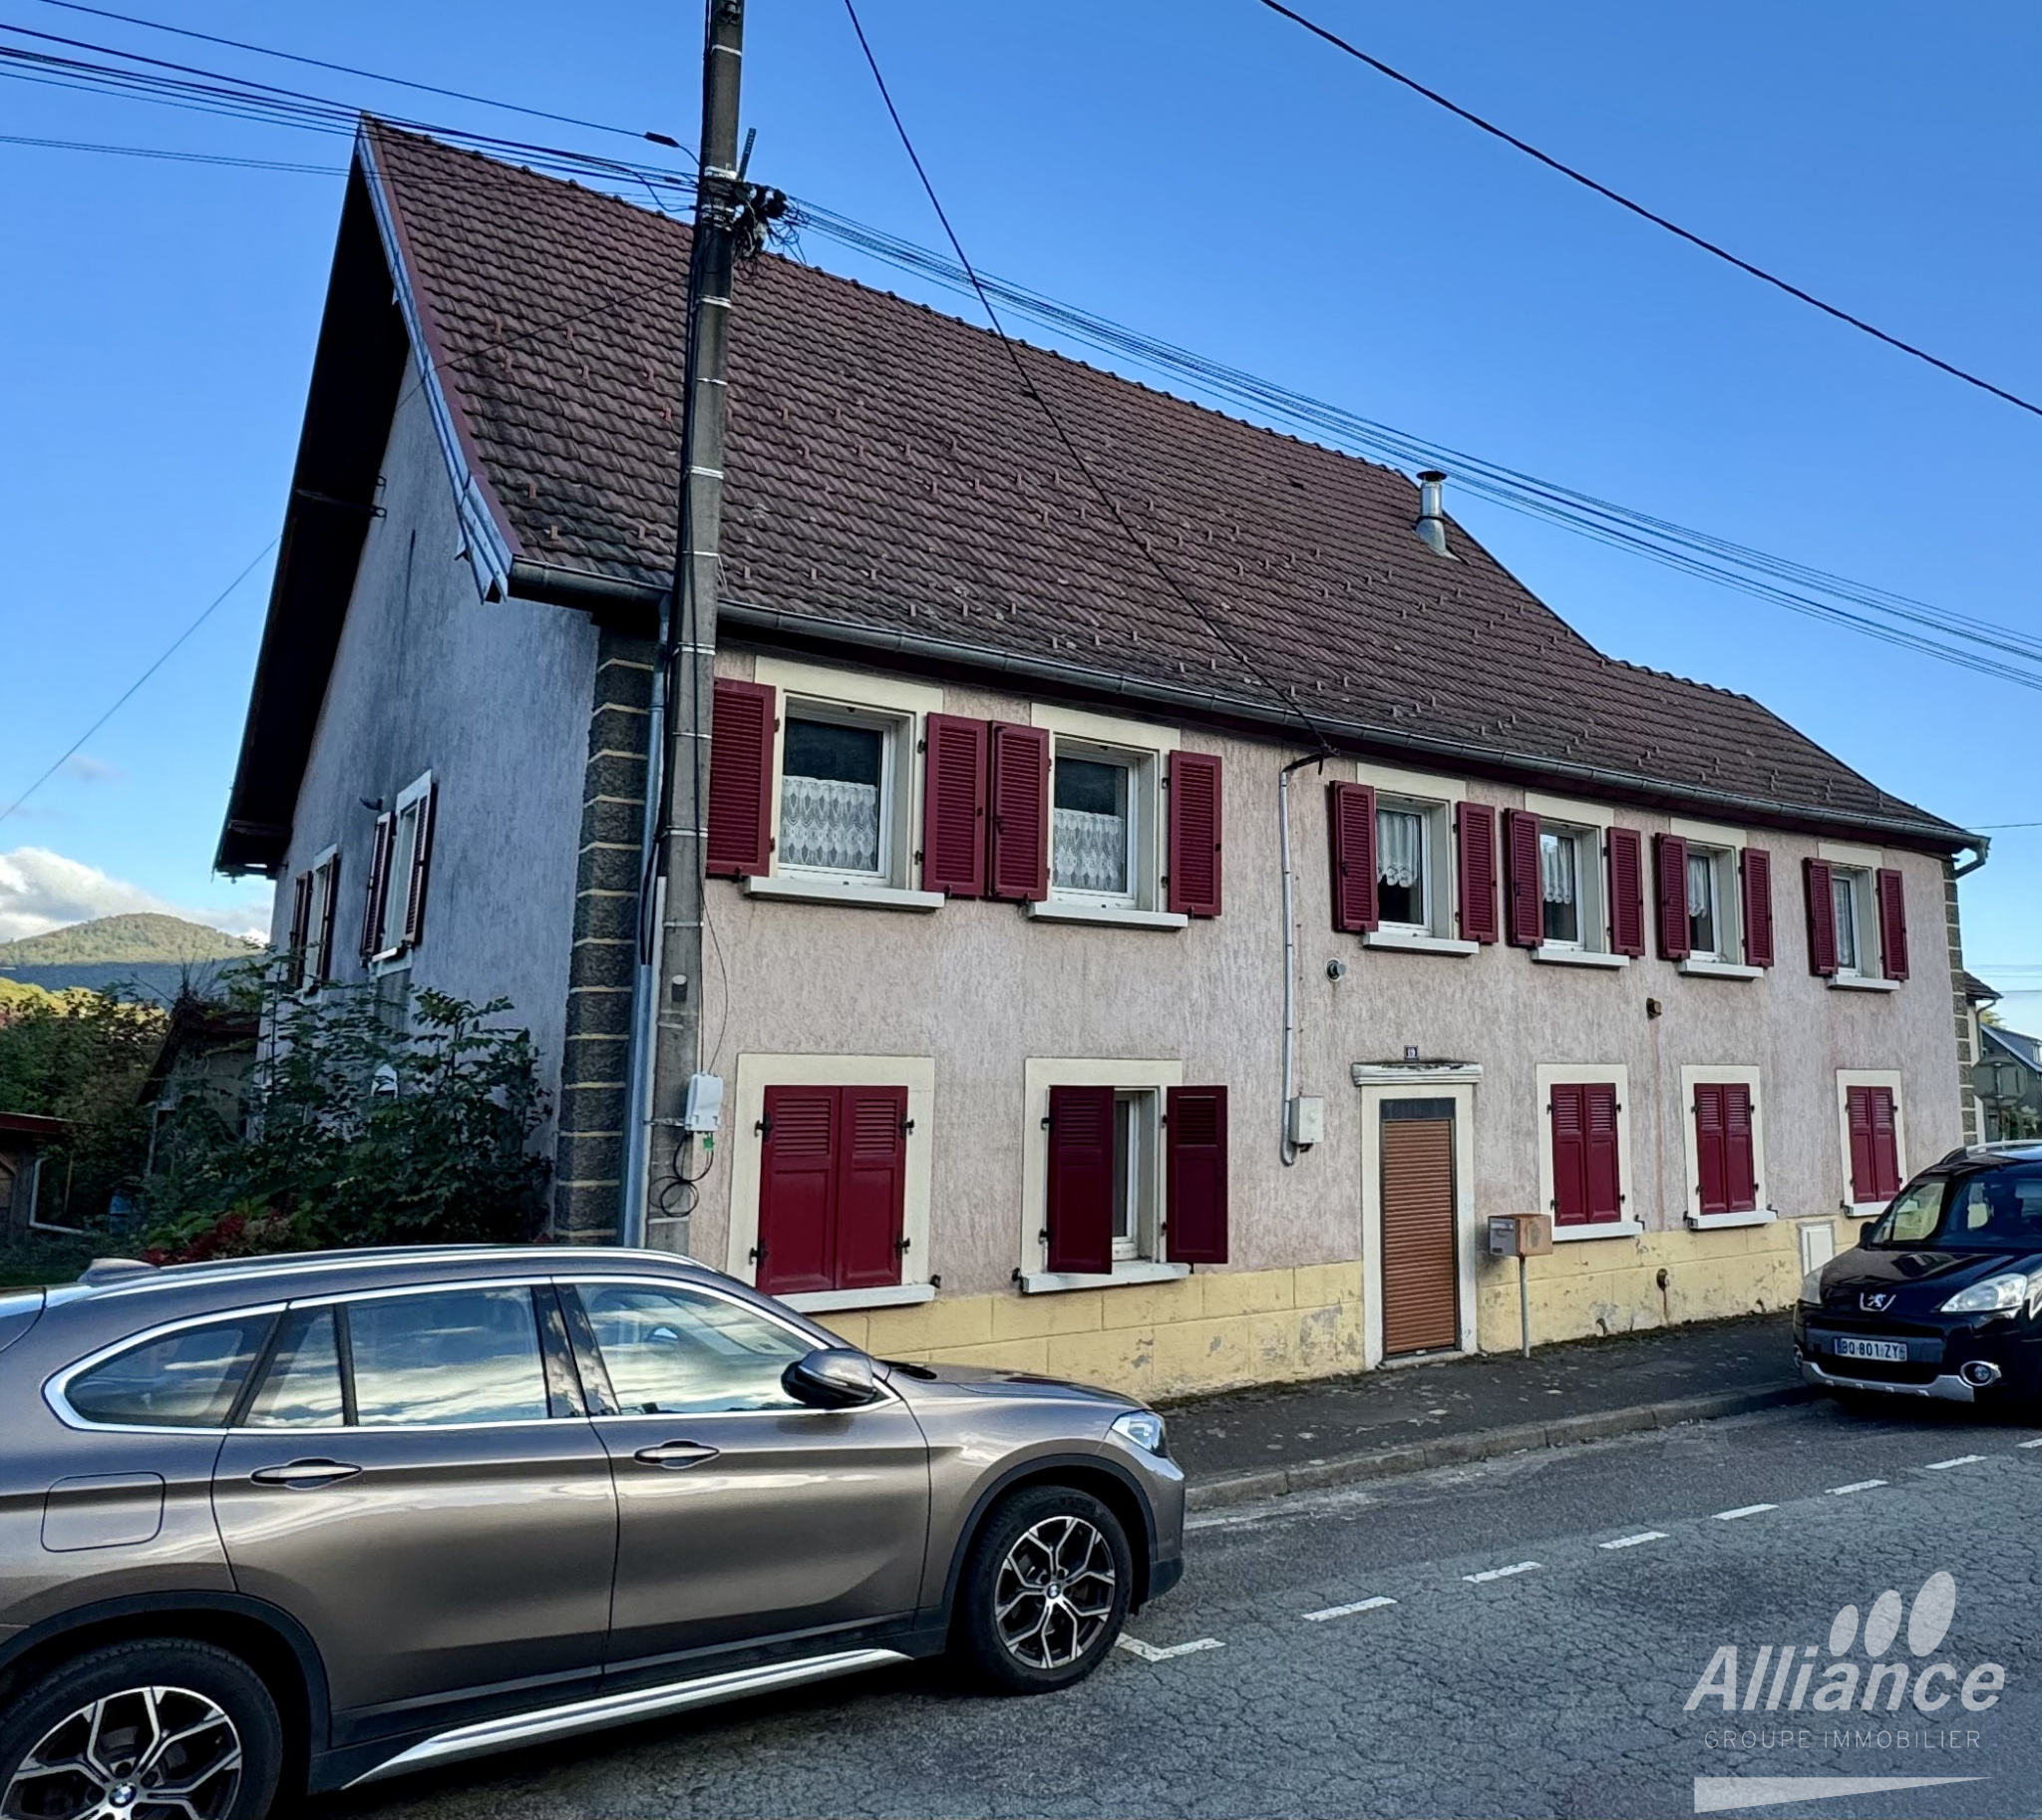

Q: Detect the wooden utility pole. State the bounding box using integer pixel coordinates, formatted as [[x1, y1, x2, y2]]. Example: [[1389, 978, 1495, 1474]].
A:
[[625, 0, 747, 1250]]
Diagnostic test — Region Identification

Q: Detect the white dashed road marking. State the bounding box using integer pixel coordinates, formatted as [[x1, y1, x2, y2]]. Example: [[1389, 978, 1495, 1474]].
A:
[[1713, 1504, 1778, 1521], [1597, 1531, 1668, 1550], [1923, 1455, 1986, 1470], [1827, 1480, 1886, 1495], [1118, 1635, 1224, 1662], [1302, 1596, 1397, 1623], [2019, 1438, 2042, 1449], [1464, 1561, 1541, 1583]]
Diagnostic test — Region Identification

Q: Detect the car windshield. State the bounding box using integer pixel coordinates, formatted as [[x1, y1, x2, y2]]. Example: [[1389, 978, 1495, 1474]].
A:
[[1865, 1164, 2042, 1252]]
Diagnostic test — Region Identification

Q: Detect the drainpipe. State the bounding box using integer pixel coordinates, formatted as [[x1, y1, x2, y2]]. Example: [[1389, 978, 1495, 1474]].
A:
[[1278, 754, 1324, 1167], [1953, 835, 1991, 879]]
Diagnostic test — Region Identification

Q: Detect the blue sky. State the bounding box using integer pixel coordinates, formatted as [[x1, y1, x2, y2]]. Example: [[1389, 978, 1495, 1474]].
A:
[[2, 1, 2037, 1015]]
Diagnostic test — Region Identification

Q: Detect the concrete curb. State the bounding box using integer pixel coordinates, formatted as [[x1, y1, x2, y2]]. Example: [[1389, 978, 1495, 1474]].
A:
[[1184, 1382, 1815, 1512]]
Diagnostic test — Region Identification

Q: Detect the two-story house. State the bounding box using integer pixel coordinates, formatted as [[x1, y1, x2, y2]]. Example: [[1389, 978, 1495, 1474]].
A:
[[217, 124, 1986, 1398]]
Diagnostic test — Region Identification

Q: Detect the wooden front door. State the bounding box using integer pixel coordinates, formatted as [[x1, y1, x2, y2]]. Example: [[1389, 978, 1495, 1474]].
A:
[[1379, 1098, 1460, 1356]]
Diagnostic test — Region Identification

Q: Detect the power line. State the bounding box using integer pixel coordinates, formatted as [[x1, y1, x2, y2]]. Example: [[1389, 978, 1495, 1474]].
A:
[[0, 540, 277, 827], [8, 24, 2038, 695], [0, 129, 337, 171], [1255, 0, 2042, 422], [840, 0, 1330, 750], [26, 0, 693, 155]]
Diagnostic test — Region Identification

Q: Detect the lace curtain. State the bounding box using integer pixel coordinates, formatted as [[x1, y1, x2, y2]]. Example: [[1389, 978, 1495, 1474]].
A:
[[1377, 809, 1423, 889], [1053, 808, 1128, 894], [1541, 831, 1577, 905], [1686, 852, 1713, 917], [781, 775, 880, 873]]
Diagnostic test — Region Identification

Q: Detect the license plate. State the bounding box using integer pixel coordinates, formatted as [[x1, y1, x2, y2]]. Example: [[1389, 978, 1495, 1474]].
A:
[[1836, 1336, 1908, 1363]]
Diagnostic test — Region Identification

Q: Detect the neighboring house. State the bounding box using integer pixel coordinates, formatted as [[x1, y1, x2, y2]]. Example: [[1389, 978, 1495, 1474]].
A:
[[0, 1112, 69, 1239], [1978, 1021, 2042, 1141], [140, 995, 259, 1167], [1960, 970, 2001, 1143], [217, 123, 1985, 1398]]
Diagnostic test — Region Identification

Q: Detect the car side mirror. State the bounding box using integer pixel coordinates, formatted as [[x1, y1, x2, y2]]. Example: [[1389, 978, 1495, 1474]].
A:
[[783, 1346, 881, 1409]]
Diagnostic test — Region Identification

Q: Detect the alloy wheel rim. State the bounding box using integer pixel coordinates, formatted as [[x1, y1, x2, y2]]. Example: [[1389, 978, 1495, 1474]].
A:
[[2, 1685, 242, 1820], [993, 1514, 1117, 1669]]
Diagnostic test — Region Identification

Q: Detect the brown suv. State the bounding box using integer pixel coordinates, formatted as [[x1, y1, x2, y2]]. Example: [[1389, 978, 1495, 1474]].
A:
[[0, 1247, 1184, 1817]]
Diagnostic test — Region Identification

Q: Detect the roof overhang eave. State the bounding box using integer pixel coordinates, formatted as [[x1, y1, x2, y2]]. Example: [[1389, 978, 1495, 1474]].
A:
[[503, 557, 1979, 858]]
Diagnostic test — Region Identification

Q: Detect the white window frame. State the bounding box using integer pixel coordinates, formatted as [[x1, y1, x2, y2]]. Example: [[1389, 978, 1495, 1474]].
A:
[[1531, 822, 1615, 963], [1110, 1088, 1162, 1262], [1357, 762, 1475, 956], [744, 658, 943, 912], [300, 844, 338, 997], [1026, 704, 1183, 931], [1533, 1061, 1640, 1241], [1679, 1064, 1772, 1229], [725, 1051, 937, 1315], [1018, 1055, 1189, 1293], [1835, 1068, 1906, 1219], [372, 772, 433, 967], [1666, 819, 1761, 979], [1829, 865, 1877, 981], [1373, 796, 1441, 937], [1048, 738, 1153, 910], [1681, 845, 1739, 963]]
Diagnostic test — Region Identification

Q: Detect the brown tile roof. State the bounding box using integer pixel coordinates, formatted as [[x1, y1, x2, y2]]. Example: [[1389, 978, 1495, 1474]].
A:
[[364, 123, 1960, 845]]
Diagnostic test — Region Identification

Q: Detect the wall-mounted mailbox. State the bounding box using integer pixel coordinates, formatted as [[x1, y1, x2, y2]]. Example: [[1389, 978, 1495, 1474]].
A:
[[1486, 1213, 1552, 1258]]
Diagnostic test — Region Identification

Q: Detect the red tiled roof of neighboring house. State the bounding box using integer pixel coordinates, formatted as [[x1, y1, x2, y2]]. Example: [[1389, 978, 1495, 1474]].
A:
[[232, 122, 1971, 859]]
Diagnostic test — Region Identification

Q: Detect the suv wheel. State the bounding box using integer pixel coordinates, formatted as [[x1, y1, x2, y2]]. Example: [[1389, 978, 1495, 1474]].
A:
[[956, 1484, 1133, 1693], [0, 1638, 283, 1820]]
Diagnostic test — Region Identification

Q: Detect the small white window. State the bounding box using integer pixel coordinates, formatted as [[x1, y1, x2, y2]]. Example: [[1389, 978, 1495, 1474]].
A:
[[373, 773, 435, 963], [1051, 741, 1155, 909], [1111, 1089, 1161, 1262], [1376, 802, 1432, 931], [780, 707, 895, 883], [1541, 825, 1612, 950], [1685, 846, 1740, 961], [302, 848, 337, 994], [1832, 869, 1865, 974]]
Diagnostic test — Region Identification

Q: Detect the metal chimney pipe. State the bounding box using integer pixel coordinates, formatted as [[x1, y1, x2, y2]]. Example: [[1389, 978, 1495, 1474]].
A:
[[1416, 470, 1449, 556]]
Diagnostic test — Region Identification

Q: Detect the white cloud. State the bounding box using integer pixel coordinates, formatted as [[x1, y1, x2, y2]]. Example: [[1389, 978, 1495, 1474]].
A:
[[0, 848, 271, 946], [59, 754, 123, 784]]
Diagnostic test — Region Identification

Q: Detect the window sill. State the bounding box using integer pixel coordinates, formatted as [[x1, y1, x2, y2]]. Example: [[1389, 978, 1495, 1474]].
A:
[[1677, 958, 1762, 981], [1531, 945, 1629, 970], [1550, 1219, 1644, 1244], [742, 875, 944, 913], [1026, 901, 1189, 931], [1844, 1201, 1890, 1220], [1685, 1207, 1777, 1232], [1828, 974, 1899, 993], [780, 1282, 935, 1315], [1019, 1260, 1191, 1295], [1361, 928, 1478, 957]]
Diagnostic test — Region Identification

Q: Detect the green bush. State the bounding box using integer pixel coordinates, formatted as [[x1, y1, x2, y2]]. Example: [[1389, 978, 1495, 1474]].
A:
[[145, 967, 551, 1262]]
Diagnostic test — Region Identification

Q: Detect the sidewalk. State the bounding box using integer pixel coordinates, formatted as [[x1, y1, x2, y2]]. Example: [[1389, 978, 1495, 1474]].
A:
[[1163, 1312, 1806, 1510]]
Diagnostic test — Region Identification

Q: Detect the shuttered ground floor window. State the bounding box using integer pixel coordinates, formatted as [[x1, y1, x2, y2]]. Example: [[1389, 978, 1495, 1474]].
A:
[[1693, 1082, 1759, 1215], [1846, 1083, 1902, 1206], [757, 1084, 908, 1297], [1546, 1080, 1624, 1227], [1039, 1081, 1228, 1278]]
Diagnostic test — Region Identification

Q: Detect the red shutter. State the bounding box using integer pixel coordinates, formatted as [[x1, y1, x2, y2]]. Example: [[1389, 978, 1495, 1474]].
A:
[[1327, 782, 1378, 932], [1045, 1084, 1115, 1274], [1505, 810, 1543, 947], [1875, 868, 1909, 981], [1606, 827, 1644, 956], [1804, 859, 1838, 976], [360, 812, 396, 961], [1456, 802, 1499, 943], [706, 677, 775, 879], [987, 723, 1050, 903], [1165, 1085, 1228, 1264], [920, 714, 988, 897], [315, 855, 341, 985], [1549, 1084, 1588, 1225], [1723, 1083, 1757, 1212], [1584, 1082, 1621, 1221], [402, 782, 438, 947], [835, 1086, 907, 1290], [1654, 834, 1691, 960], [1167, 751, 1223, 916], [1694, 1083, 1729, 1215], [1741, 848, 1776, 967], [287, 872, 312, 990], [1869, 1089, 1900, 1200], [1846, 1086, 1875, 1203], [758, 1086, 838, 1296]]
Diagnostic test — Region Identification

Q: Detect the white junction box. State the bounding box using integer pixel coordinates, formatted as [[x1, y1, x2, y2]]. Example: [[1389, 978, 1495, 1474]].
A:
[[1287, 1095, 1325, 1148], [681, 1072, 725, 1134]]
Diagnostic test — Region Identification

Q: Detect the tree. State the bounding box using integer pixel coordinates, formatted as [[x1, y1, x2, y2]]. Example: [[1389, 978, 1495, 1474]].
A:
[[145, 965, 550, 1262]]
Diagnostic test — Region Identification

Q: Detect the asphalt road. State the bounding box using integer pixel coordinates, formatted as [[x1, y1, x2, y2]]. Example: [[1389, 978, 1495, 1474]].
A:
[[327, 1397, 2042, 1820]]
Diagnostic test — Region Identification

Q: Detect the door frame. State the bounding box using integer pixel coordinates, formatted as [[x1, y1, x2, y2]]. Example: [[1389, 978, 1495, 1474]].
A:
[[1354, 1065, 1481, 1370]]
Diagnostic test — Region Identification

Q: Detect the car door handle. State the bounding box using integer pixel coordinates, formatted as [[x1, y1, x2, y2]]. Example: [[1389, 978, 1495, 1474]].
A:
[[248, 1459, 363, 1489], [632, 1441, 720, 1469]]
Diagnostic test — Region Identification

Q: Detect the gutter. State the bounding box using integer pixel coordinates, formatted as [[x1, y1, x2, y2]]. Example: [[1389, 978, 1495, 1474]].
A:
[[504, 559, 1979, 856]]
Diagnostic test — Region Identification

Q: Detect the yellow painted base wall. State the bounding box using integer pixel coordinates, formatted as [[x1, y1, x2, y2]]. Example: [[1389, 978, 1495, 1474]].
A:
[[1473, 1218, 1830, 1355], [816, 1222, 1829, 1403]]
